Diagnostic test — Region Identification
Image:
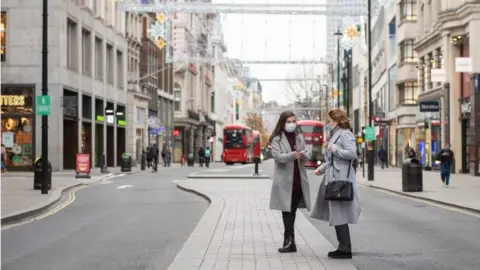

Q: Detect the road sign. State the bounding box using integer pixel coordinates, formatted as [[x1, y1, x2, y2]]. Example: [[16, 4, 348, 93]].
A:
[[364, 127, 376, 141], [36, 95, 51, 116], [419, 101, 439, 112]]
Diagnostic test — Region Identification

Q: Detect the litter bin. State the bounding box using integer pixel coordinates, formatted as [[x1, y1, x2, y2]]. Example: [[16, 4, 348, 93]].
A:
[[187, 153, 194, 167], [121, 153, 132, 172], [34, 157, 52, 190], [402, 158, 423, 192]]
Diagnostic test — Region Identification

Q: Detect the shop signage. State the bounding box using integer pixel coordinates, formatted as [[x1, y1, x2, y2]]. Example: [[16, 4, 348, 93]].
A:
[[75, 153, 91, 178], [1, 95, 25, 106], [419, 101, 439, 112], [364, 127, 376, 141], [374, 120, 388, 126]]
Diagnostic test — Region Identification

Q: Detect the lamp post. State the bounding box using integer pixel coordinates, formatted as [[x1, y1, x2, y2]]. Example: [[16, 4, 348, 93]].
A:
[[367, 0, 374, 181], [341, 72, 347, 114], [41, 0, 49, 194], [334, 29, 343, 109]]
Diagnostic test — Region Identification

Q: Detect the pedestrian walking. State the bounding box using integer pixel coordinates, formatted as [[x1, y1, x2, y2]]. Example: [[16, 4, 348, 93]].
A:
[[198, 147, 205, 167], [310, 109, 361, 259], [269, 111, 311, 253], [204, 146, 211, 168], [407, 145, 417, 159], [437, 143, 454, 187], [378, 146, 387, 169], [150, 144, 159, 171], [164, 146, 172, 167]]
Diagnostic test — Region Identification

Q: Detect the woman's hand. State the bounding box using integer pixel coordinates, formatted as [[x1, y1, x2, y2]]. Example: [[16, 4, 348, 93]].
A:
[[314, 167, 323, 175], [292, 151, 302, 160], [328, 144, 336, 152]]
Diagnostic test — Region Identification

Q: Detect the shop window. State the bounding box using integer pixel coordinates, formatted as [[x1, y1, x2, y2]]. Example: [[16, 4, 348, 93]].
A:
[[399, 39, 416, 65], [398, 82, 418, 105], [1, 11, 6, 62], [1, 117, 34, 168], [400, 0, 417, 22]]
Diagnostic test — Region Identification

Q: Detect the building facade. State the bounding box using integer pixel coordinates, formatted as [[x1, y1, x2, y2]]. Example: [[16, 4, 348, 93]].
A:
[[414, 0, 480, 175], [1, 0, 128, 171], [172, 12, 215, 162]]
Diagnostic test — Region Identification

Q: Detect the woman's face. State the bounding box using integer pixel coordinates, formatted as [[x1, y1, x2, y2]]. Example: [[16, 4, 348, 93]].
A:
[[285, 116, 296, 124], [327, 117, 338, 128]]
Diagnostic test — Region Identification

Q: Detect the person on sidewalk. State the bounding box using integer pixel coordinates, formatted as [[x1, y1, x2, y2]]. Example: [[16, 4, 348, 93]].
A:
[[1, 144, 7, 173], [378, 146, 387, 169], [310, 109, 361, 259], [198, 147, 205, 167], [150, 144, 159, 171], [269, 111, 311, 253], [204, 146, 211, 168], [438, 143, 454, 187]]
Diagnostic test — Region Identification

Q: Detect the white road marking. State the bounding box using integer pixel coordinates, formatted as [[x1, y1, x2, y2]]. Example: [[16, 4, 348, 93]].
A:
[[99, 180, 114, 184], [172, 180, 180, 183], [116, 184, 134, 190]]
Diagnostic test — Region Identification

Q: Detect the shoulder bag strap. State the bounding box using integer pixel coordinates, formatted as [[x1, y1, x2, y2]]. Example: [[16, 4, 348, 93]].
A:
[[330, 132, 352, 179]]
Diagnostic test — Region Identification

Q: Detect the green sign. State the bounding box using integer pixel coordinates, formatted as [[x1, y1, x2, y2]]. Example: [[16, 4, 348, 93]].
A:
[[36, 95, 51, 116], [364, 127, 376, 141]]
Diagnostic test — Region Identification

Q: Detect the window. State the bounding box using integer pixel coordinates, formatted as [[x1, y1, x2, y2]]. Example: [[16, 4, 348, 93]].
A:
[[174, 89, 181, 111], [398, 82, 418, 105], [210, 91, 215, 113], [400, 0, 416, 21], [106, 44, 114, 85], [95, 37, 103, 80], [399, 39, 416, 64], [67, 19, 78, 70], [116, 50, 123, 88], [81, 29, 92, 76], [1, 12, 6, 62]]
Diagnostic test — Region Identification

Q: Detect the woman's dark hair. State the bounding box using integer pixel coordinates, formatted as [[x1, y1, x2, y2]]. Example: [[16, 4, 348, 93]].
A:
[[328, 109, 351, 130], [269, 110, 296, 143]]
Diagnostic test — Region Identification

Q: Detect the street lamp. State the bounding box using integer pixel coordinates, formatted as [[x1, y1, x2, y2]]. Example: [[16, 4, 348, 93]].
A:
[[41, 0, 49, 194], [334, 29, 343, 109], [367, 0, 374, 181], [341, 72, 348, 114]]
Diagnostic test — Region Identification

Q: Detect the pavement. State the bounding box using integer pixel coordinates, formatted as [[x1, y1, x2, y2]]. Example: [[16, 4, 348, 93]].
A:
[[1, 165, 182, 223], [170, 163, 357, 270], [1, 165, 213, 270], [355, 167, 480, 212]]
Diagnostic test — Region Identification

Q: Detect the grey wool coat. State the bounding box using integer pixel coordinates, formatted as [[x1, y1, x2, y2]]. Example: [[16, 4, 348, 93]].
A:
[[269, 132, 312, 212], [309, 128, 362, 226]]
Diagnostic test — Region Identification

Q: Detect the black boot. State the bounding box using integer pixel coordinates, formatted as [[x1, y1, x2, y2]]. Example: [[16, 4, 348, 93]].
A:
[[278, 236, 297, 253], [328, 249, 352, 259]]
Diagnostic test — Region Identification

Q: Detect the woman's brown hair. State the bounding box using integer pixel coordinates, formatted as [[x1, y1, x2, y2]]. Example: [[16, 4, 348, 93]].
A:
[[328, 109, 352, 130]]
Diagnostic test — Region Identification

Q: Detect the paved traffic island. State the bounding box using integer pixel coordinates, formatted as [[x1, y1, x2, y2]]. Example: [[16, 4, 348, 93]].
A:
[[170, 178, 357, 270]]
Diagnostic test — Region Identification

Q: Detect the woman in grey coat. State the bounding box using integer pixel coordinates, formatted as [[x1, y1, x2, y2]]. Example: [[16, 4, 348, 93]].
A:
[[310, 109, 361, 259], [269, 111, 311, 253]]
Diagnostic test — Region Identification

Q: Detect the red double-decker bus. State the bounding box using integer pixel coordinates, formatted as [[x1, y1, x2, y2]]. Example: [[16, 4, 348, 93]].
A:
[[223, 124, 253, 165], [297, 120, 325, 168]]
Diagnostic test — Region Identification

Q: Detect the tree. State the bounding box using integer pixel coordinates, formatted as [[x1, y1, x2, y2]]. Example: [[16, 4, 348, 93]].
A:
[[286, 64, 328, 120], [243, 113, 270, 147]]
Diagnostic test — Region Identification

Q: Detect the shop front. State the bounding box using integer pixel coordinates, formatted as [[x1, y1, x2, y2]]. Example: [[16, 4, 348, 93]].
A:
[[1, 85, 35, 171], [396, 127, 415, 167], [460, 98, 471, 173]]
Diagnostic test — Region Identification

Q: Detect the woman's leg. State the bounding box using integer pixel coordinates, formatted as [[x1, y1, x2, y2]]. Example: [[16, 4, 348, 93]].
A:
[[279, 190, 303, 253], [334, 224, 352, 252], [328, 224, 352, 259]]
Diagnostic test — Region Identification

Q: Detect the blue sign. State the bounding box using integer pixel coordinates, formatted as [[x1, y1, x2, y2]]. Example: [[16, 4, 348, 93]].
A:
[[150, 129, 158, 135], [418, 141, 425, 165]]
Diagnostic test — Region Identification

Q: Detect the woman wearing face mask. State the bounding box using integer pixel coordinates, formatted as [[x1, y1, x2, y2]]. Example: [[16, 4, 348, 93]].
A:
[[310, 109, 361, 259], [269, 111, 311, 253]]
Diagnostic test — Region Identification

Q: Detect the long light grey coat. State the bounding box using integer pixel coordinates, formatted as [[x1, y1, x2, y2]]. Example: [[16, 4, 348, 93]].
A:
[[309, 128, 361, 226], [269, 133, 311, 212]]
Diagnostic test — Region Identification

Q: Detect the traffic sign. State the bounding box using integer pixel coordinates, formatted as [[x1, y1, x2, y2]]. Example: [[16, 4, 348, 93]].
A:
[[364, 127, 376, 141], [36, 95, 51, 116]]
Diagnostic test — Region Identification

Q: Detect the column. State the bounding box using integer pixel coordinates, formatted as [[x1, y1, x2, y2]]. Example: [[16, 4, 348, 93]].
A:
[[77, 93, 83, 153], [113, 103, 118, 167], [445, 34, 461, 173], [468, 20, 480, 175], [189, 126, 195, 154], [424, 54, 431, 92], [195, 126, 203, 155], [418, 57, 424, 93]]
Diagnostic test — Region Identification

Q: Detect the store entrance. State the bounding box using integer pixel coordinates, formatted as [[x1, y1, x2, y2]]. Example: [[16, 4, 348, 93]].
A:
[[461, 119, 470, 173]]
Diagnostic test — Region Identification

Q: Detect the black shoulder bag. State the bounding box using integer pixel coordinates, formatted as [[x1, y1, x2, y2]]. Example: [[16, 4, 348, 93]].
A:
[[324, 135, 354, 201]]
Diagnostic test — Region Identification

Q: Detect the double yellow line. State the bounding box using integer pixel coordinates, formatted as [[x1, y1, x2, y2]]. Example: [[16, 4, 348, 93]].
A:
[[2, 185, 86, 230]]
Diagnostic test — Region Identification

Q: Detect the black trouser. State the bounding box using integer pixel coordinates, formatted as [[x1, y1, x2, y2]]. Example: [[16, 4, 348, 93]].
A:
[[335, 224, 352, 252], [282, 189, 303, 238], [205, 156, 210, 167]]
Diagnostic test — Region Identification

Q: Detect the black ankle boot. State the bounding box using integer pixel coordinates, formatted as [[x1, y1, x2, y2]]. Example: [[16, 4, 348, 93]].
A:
[[278, 236, 297, 253], [327, 249, 352, 259]]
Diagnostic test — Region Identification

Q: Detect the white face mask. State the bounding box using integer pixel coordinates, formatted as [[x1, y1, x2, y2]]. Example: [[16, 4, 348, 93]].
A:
[[285, 123, 296, 133]]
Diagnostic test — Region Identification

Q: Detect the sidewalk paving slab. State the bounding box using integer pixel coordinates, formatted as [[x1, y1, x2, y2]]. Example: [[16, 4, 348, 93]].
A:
[[171, 178, 357, 270], [357, 167, 480, 213]]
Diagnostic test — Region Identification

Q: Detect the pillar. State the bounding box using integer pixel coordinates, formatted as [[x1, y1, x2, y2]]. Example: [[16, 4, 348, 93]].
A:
[[468, 20, 480, 175], [189, 126, 195, 154]]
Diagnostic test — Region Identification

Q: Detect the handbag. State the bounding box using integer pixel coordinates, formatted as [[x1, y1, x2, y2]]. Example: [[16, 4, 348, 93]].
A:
[[324, 135, 354, 201]]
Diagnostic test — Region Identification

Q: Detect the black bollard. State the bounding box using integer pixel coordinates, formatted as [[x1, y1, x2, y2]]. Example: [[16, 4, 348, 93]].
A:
[[253, 157, 260, 176]]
